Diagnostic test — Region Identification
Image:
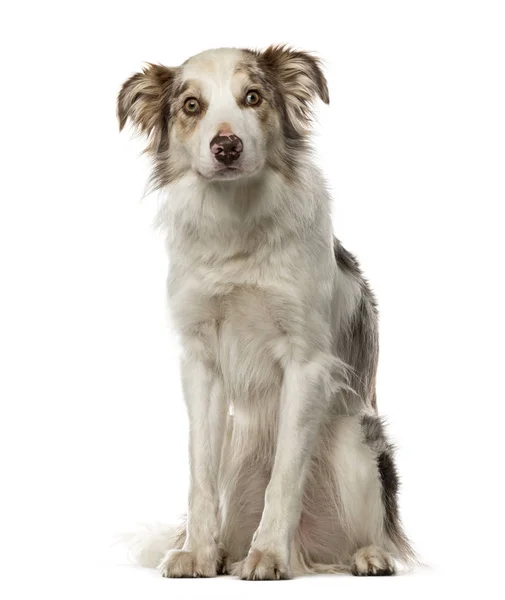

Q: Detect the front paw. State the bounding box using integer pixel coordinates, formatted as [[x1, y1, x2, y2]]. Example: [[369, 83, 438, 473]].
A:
[[158, 548, 218, 578], [231, 548, 291, 580]]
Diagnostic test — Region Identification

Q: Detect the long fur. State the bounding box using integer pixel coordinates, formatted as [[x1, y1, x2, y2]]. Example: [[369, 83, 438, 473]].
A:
[[118, 45, 415, 579]]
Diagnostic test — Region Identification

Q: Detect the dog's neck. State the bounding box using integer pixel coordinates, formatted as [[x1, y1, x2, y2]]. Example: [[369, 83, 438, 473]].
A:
[[161, 162, 324, 221], [157, 163, 331, 270]]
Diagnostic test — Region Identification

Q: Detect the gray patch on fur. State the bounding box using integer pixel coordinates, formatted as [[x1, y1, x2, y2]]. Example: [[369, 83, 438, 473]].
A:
[[361, 414, 415, 562], [361, 414, 388, 454], [334, 238, 379, 409]]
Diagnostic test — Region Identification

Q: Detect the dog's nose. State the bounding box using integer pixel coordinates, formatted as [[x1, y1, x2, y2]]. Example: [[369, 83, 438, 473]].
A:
[[210, 132, 243, 165]]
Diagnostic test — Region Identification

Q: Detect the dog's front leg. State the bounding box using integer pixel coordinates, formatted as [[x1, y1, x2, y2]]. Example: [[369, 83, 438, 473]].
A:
[[233, 358, 330, 580], [159, 357, 225, 578]]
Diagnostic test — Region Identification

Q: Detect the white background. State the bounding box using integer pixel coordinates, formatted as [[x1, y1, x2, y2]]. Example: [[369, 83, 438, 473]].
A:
[[1, 1, 504, 598]]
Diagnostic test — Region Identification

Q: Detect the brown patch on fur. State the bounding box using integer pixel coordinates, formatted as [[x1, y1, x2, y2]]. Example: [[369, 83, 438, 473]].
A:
[[117, 63, 177, 154], [233, 60, 272, 125], [118, 68, 207, 189], [216, 121, 233, 135], [239, 46, 330, 183], [253, 45, 329, 134], [235, 53, 296, 181], [171, 79, 208, 142], [174, 107, 203, 141]]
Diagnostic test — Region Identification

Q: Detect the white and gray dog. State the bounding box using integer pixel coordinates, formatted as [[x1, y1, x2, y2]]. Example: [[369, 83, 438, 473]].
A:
[[118, 45, 414, 580]]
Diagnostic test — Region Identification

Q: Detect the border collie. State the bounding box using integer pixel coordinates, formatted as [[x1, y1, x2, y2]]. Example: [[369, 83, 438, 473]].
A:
[[118, 45, 414, 579]]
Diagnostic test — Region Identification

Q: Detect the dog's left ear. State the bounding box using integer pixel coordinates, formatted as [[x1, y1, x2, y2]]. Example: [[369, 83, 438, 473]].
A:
[[258, 45, 329, 136], [117, 63, 176, 152]]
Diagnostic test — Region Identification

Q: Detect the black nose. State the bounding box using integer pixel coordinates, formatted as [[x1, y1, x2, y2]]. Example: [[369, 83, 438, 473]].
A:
[[210, 133, 243, 165]]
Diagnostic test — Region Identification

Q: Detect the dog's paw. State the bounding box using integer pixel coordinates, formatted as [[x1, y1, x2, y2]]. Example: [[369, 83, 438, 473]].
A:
[[158, 548, 217, 578], [231, 548, 291, 580], [351, 545, 395, 576]]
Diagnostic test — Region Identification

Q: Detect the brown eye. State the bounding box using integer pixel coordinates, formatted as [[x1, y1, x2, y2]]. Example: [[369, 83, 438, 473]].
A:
[[184, 98, 200, 114], [245, 90, 261, 106]]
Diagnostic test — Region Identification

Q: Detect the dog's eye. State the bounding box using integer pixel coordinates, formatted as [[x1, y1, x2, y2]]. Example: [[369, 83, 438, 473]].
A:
[[184, 98, 200, 114], [245, 90, 261, 106]]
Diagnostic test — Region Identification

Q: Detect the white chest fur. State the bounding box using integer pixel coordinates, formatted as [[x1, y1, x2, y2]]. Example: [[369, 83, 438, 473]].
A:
[[161, 170, 336, 400]]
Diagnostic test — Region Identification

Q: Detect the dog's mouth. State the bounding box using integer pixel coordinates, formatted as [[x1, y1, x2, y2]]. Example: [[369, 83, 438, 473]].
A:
[[197, 158, 264, 182], [198, 164, 245, 181], [215, 166, 242, 178]]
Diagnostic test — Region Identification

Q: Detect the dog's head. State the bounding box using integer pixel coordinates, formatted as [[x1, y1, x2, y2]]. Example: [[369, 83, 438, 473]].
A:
[[118, 46, 329, 186]]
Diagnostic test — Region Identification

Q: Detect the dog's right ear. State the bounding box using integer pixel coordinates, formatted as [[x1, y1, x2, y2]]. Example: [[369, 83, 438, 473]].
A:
[[117, 64, 176, 150]]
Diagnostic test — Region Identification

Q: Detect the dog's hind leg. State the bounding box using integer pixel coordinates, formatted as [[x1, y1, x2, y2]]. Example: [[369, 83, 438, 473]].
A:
[[322, 413, 414, 575], [294, 413, 414, 576]]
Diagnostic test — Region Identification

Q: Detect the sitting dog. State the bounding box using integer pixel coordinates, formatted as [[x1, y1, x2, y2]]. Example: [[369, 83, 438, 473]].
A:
[[118, 45, 414, 580]]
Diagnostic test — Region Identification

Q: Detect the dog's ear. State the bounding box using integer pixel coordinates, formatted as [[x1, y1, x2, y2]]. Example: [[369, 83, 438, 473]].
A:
[[259, 45, 329, 136], [117, 63, 176, 152]]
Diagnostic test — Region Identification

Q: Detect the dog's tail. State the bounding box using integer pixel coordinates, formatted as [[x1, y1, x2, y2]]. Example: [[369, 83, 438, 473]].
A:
[[121, 521, 186, 568]]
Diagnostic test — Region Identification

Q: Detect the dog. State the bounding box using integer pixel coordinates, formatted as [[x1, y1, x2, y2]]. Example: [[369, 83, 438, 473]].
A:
[[118, 45, 414, 580]]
